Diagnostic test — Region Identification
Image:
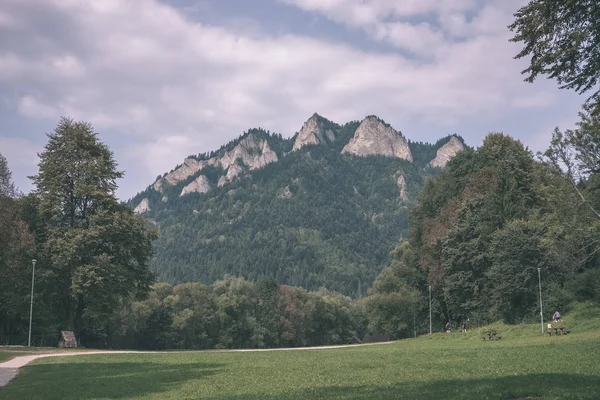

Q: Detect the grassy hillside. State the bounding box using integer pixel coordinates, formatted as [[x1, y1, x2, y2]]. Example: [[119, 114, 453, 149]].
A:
[[2, 303, 599, 399]]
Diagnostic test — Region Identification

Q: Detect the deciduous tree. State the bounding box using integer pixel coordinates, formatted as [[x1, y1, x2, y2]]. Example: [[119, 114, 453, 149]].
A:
[[509, 0, 600, 111], [30, 117, 156, 335]]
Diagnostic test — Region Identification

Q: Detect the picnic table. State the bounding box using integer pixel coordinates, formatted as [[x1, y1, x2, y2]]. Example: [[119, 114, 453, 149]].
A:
[[481, 329, 502, 340], [546, 322, 569, 336]]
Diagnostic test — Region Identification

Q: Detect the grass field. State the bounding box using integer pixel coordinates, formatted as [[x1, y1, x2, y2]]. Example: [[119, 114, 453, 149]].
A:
[[1, 303, 599, 400]]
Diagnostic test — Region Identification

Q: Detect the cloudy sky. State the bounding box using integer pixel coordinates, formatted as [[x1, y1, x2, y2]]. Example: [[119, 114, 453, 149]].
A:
[[0, 0, 584, 199]]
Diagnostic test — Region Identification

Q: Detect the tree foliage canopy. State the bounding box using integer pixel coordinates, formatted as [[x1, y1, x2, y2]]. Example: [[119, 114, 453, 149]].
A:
[[365, 132, 600, 330], [0, 152, 16, 198], [509, 0, 600, 110]]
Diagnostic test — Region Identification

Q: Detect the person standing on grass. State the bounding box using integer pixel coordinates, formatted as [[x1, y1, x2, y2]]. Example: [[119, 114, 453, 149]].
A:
[[460, 317, 469, 332], [553, 311, 561, 322], [445, 321, 451, 333]]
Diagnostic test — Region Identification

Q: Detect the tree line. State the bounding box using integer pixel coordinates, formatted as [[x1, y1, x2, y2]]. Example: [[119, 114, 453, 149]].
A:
[[86, 276, 367, 350]]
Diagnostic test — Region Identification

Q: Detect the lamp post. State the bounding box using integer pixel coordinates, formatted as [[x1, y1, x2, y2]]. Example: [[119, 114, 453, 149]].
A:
[[28, 259, 37, 347], [429, 285, 432, 335], [414, 311, 416, 338], [537, 267, 543, 334]]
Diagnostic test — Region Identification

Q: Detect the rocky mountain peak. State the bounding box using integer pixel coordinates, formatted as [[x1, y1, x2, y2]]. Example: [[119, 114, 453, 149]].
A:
[[429, 136, 465, 168], [151, 133, 278, 195], [219, 133, 278, 171], [292, 113, 336, 151], [342, 116, 413, 161]]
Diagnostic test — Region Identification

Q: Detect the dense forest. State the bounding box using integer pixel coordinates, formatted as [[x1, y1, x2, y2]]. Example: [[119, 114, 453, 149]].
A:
[[365, 125, 600, 335], [130, 122, 461, 296]]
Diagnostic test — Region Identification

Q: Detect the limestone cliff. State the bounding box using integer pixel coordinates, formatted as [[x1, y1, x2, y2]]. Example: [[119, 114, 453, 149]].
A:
[[134, 198, 150, 214], [342, 116, 412, 161], [153, 158, 208, 192], [396, 174, 408, 202], [153, 133, 278, 194], [429, 136, 465, 168], [217, 176, 228, 188], [292, 113, 335, 151], [180, 175, 212, 196], [218, 134, 278, 171], [218, 163, 244, 187]]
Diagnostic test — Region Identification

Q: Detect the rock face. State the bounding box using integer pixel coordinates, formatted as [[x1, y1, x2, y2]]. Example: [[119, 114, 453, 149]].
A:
[[146, 116, 464, 204], [153, 158, 207, 192], [292, 113, 335, 151], [277, 186, 293, 199], [396, 174, 408, 202], [429, 136, 465, 168], [153, 133, 278, 194], [217, 176, 228, 187], [217, 163, 244, 187], [180, 175, 212, 196], [134, 198, 150, 214], [218, 134, 278, 171], [342, 116, 412, 161]]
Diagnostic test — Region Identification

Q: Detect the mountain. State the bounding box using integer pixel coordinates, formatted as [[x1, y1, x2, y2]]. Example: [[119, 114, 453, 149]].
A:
[[129, 114, 466, 296], [292, 113, 338, 151], [342, 116, 412, 161]]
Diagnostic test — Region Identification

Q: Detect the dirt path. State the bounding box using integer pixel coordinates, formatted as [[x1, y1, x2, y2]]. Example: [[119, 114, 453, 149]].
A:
[[0, 341, 393, 387]]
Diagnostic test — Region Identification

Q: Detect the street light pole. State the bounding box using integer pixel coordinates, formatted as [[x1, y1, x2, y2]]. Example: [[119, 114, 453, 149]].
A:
[[429, 285, 432, 335], [28, 259, 37, 347], [537, 267, 543, 334]]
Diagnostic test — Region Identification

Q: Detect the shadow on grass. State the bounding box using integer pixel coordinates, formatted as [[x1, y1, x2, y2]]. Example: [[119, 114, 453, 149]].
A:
[[0, 360, 224, 400], [208, 373, 600, 400]]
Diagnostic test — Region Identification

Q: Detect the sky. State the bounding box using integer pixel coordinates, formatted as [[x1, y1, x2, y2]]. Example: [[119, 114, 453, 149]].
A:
[[0, 0, 585, 200]]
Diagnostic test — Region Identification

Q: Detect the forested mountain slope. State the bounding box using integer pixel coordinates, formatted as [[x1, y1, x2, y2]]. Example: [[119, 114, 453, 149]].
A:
[[129, 114, 466, 296]]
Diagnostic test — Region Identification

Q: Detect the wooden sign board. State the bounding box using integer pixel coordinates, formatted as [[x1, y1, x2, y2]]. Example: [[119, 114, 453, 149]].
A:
[[59, 331, 77, 348]]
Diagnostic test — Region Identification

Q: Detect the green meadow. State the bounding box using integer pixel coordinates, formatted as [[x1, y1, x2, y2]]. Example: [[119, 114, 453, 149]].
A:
[[2, 304, 599, 400]]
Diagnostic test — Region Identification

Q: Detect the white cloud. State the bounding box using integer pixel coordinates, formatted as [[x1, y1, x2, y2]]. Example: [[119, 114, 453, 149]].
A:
[[278, 0, 528, 57], [370, 21, 445, 54], [52, 54, 85, 78], [279, 0, 479, 23], [0, 0, 580, 198], [18, 95, 57, 119], [277, 0, 484, 54]]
